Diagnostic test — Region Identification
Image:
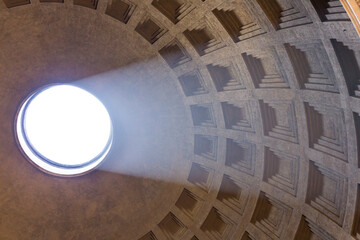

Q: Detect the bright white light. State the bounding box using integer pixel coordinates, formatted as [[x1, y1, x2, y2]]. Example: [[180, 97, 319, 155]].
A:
[[16, 85, 113, 176]]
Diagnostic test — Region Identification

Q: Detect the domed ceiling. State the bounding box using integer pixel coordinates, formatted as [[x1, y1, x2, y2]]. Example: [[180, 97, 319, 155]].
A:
[[1, 0, 360, 239]]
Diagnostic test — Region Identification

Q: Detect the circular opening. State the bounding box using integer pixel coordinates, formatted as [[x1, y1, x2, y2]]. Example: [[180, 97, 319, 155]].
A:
[[16, 84, 113, 177]]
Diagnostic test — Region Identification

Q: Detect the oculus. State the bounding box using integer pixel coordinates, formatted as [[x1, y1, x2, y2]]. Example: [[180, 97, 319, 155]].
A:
[[16, 85, 113, 177]]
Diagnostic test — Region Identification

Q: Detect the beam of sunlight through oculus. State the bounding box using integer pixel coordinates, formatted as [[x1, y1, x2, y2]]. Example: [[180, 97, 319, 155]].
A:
[[16, 85, 113, 177]]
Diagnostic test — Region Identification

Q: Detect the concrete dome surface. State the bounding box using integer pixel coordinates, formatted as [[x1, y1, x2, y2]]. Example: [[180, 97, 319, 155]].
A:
[[0, 0, 360, 240]]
